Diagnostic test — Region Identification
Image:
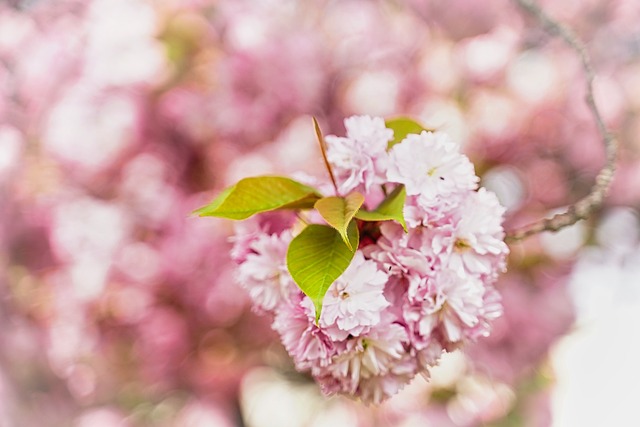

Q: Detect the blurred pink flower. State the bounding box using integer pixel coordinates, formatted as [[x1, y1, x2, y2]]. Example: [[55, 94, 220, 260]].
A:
[[73, 407, 131, 427], [43, 85, 141, 177]]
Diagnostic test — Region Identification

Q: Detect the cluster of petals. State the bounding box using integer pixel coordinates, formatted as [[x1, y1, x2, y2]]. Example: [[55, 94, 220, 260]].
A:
[[232, 116, 509, 404], [325, 115, 393, 194]]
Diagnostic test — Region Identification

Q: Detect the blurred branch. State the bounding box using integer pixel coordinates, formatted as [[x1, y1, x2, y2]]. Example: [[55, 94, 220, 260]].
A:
[[506, 0, 619, 242]]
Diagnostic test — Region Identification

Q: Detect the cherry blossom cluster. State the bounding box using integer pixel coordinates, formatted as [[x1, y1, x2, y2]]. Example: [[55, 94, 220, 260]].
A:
[[232, 115, 509, 404]]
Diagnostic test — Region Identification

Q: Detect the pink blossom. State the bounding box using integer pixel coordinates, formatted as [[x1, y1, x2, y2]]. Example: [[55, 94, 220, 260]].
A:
[[320, 252, 390, 339], [232, 116, 509, 404], [410, 269, 502, 346], [355, 356, 417, 405], [273, 296, 335, 371], [386, 131, 478, 207], [343, 115, 394, 151], [443, 188, 509, 278], [229, 211, 296, 263], [325, 115, 393, 194], [321, 317, 413, 403], [236, 231, 297, 313], [403, 192, 464, 226], [363, 222, 437, 277]]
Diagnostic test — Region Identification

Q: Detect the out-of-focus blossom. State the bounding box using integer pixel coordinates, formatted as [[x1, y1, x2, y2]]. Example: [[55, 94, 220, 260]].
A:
[[0, 125, 23, 184], [83, 0, 166, 87], [74, 407, 131, 427], [1, 0, 638, 425], [43, 86, 141, 177]]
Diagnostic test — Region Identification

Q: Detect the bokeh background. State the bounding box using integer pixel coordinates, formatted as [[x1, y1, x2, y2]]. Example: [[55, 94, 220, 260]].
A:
[[1, 0, 640, 426]]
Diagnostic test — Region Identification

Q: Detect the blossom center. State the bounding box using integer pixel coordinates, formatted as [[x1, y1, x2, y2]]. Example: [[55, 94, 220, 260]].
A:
[[266, 272, 281, 281], [454, 238, 471, 253]]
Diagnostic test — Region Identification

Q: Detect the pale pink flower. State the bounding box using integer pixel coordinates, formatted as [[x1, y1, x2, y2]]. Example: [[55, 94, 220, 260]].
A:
[[320, 252, 390, 339], [273, 297, 335, 371], [236, 231, 297, 312], [403, 192, 464, 227], [229, 211, 296, 263], [363, 222, 437, 277], [325, 115, 393, 194], [410, 270, 502, 345], [403, 276, 450, 363], [443, 188, 509, 278], [413, 341, 444, 374], [386, 131, 478, 207], [343, 115, 394, 151], [439, 272, 486, 343], [318, 317, 414, 403], [356, 355, 417, 405], [331, 325, 407, 384]]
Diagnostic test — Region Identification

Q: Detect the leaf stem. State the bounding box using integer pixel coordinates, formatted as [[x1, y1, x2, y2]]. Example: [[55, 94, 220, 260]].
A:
[[312, 117, 340, 196], [296, 211, 310, 225], [505, 0, 619, 242]]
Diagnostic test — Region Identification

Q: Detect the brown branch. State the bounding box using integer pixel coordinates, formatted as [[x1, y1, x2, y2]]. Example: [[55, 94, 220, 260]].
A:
[[505, 0, 619, 242], [312, 117, 340, 196]]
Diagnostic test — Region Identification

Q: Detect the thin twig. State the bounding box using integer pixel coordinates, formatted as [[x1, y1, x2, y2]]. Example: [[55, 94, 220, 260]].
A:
[[506, 0, 619, 242], [312, 117, 340, 196]]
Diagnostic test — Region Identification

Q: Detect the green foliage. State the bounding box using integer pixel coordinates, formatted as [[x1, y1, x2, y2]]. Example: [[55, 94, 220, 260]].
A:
[[314, 192, 365, 250], [286, 222, 359, 321], [194, 117, 427, 313], [385, 117, 432, 149], [193, 176, 321, 220], [355, 185, 407, 231]]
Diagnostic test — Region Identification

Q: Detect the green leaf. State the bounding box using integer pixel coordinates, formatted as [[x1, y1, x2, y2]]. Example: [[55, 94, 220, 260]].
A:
[[385, 117, 433, 149], [194, 176, 321, 220], [314, 192, 365, 250], [286, 222, 359, 321], [194, 184, 236, 215], [355, 185, 407, 231]]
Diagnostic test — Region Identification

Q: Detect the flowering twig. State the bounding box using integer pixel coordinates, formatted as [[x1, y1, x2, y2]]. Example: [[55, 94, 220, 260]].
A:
[[506, 0, 619, 242]]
